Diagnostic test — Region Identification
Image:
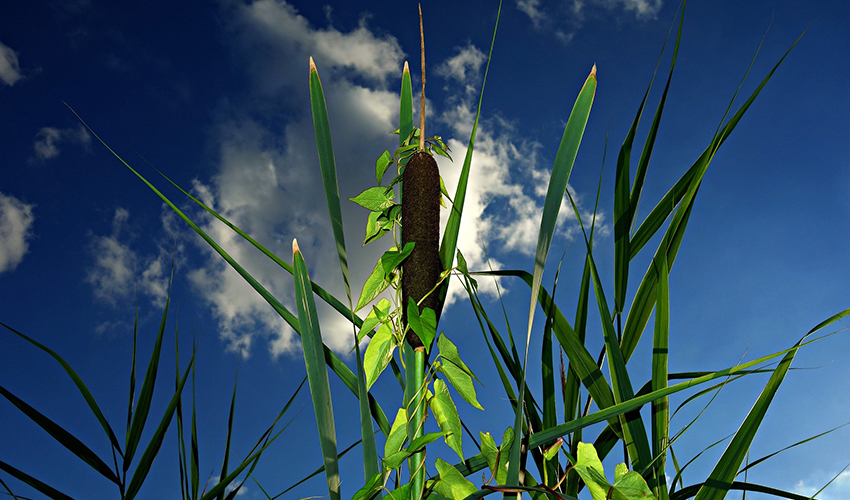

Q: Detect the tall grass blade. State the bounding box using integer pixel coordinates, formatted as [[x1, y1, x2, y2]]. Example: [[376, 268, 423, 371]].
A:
[[0, 322, 122, 457], [125, 344, 197, 500], [0, 461, 74, 500], [293, 240, 341, 500], [124, 272, 173, 471], [621, 30, 805, 363], [217, 369, 239, 500], [127, 310, 138, 448], [309, 57, 351, 302], [400, 62, 413, 148], [508, 64, 596, 488], [0, 384, 119, 485], [587, 253, 653, 475], [70, 114, 391, 435], [652, 254, 670, 500], [672, 481, 822, 500], [629, 1, 685, 232], [437, 0, 501, 283], [309, 57, 380, 484]]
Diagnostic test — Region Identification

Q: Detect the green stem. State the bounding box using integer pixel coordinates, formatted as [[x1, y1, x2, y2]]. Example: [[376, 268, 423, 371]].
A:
[[406, 347, 427, 500]]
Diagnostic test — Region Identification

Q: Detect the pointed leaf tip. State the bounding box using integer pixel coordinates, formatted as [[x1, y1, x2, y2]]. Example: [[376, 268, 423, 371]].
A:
[[293, 238, 300, 256], [309, 57, 317, 73], [404, 61, 409, 73], [591, 64, 597, 78]]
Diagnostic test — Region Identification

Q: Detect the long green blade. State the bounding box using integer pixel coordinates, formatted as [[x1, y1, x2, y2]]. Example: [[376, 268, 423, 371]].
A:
[[693, 347, 798, 500], [0, 322, 122, 458], [0, 461, 75, 500], [69, 112, 390, 435], [125, 274, 172, 470], [651, 254, 670, 500], [310, 57, 379, 484], [437, 0, 501, 281], [621, 29, 805, 364], [217, 368, 239, 500], [509, 64, 596, 488], [400, 63, 413, 147], [293, 240, 341, 500], [0, 384, 119, 486], [125, 347, 197, 500]]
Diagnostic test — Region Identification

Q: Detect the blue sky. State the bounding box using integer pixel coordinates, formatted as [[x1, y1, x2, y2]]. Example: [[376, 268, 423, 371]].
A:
[[1, 0, 849, 498]]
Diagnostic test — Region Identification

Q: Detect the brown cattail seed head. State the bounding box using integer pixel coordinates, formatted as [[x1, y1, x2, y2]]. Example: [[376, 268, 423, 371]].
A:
[[401, 151, 441, 349]]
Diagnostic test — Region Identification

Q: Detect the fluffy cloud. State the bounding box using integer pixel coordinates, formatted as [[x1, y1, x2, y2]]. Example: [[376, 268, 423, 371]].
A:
[[30, 124, 91, 163], [0, 192, 35, 273], [179, 0, 605, 359], [0, 41, 22, 86], [86, 207, 177, 307], [518, 0, 662, 41], [794, 470, 850, 500]]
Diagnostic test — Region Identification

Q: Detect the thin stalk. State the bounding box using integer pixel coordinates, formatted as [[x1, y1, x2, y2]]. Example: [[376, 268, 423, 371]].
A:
[[407, 349, 427, 500]]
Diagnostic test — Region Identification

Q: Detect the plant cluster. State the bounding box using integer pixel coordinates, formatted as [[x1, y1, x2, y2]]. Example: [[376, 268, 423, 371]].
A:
[[2, 2, 849, 500]]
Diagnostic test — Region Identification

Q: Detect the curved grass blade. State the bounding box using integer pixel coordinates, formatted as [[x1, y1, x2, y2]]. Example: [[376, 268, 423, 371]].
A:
[[400, 62, 413, 148], [437, 0, 502, 286], [0, 461, 75, 500], [0, 322, 122, 458], [68, 111, 391, 436], [651, 254, 670, 500], [293, 240, 341, 500], [310, 57, 380, 485], [692, 345, 798, 500], [124, 345, 197, 500], [622, 30, 807, 364], [672, 481, 823, 500], [124, 273, 172, 471], [509, 64, 597, 488], [448, 328, 834, 480], [0, 384, 119, 486], [216, 367, 239, 500]]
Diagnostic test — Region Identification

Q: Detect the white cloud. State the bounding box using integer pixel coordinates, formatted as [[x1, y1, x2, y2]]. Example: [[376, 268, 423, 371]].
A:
[[521, 0, 662, 42], [30, 124, 91, 163], [178, 0, 605, 359], [573, 0, 663, 20], [794, 469, 850, 500], [0, 192, 35, 273], [0, 41, 22, 86], [436, 44, 486, 95], [86, 207, 177, 307], [517, 0, 547, 29]]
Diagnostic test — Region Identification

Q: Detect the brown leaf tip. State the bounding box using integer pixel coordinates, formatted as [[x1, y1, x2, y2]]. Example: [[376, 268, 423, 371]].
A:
[[292, 238, 301, 256], [590, 63, 597, 78], [403, 60, 409, 73], [309, 56, 317, 74]]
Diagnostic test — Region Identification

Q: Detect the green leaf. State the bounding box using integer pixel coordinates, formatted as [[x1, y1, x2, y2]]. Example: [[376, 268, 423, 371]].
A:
[[310, 57, 353, 305], [433, 459, 477, 500], [385, 409, 408, 456], [0, 322, 123, 460], [436, 333, 483, 410], [363, 323, 396, 390], [399, 64, 413, 147], [0, 384, 119, 485], [353, 472, 384, 500], [376, 150, 392, 184], [0, 461, 74, 500], [381, 242, 415, 277], [293, 241, 341, 500], [358, 299, 393, 345], [364, 211, 386, 245], [125, 279, 172, 471], [430, 379, 463, 460], [510, 64, 597, 488], [350, 186, 396, 211], [479, 432, 499, 474], [438, 0, 502, 295], [406, 299, 436, 353], [356, 260, 392, 312], [125, 348, 197, 500]]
